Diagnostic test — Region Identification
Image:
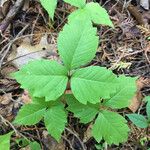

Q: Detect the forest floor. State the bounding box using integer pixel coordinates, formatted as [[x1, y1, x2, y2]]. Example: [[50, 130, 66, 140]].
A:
[[0, 0, 150, 149]]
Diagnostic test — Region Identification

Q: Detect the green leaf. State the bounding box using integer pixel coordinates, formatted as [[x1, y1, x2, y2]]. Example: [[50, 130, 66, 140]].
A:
[[92, 110, 129, 145], [29, 142, 41, 150], [58, 19, 98, 70], [44, 105, 67, 141], [85, 2, 114, 27], [68, 9, 90, 24], [15, 138, 29, 147], [40, 0, 57, 19], [0, 132, 13, 150], [71, 66, 117, 104], [14, 104, 46, 125], [63, 0, 86, 8], [127, 114, 148, 128], [66, 94, 99, 123], [13, 60, 68, 101], [68, 2, 113, 27], [145, 97, 150, 119], [104, 76, 136, 109], [147, 101, 150, 120]]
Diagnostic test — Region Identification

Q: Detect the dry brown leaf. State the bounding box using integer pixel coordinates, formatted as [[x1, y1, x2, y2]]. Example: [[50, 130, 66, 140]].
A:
[[0, 0, 10, 21], [0, 79, 19, 93], [21, 90, 32, 104], [8, 35, 57, 68], [22, 0, 29, 11], [1, 64, 17, 77], [83, 123, 92, 143], [0, 0, 8, 7], [0, 93, 12, 105], [129, 78, 150, 112]]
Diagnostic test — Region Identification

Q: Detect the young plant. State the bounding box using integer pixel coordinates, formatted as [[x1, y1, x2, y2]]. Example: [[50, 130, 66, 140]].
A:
[[13, 1, 137, 146], [127, 97, 150, 128], [40, 0, 113, 27]]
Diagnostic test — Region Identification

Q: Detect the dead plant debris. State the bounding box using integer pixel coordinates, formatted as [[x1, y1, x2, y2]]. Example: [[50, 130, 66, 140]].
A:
[[0, 0, 150, 149]]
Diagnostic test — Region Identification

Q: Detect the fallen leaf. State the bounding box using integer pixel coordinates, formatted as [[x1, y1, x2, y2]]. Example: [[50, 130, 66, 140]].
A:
[[1, 64, 17, 78], [8, 35, 57, 68], [83, 123, 92, 143], [129, 78, 150, 112], [0, 0, 10, 22], [22, 0, 29, 11], [140, 0, 149, 10], [0, 93, 12, 105], [0, 79, 19, 93], [21, 90, 32, 104], [0, 0, 8, 7]]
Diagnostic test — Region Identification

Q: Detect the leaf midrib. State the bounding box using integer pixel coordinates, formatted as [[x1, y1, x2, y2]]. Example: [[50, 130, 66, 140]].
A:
[[20, 74, 68, 77], [72, 76, 115, 84], [69, 25, 88, 69]]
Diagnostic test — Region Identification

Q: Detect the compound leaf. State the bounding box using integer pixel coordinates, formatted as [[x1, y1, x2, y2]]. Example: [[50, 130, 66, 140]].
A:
[[63, 0, 86, 8], [44, 105, 67, 141], [13, 60, 68, 101], [127, 114, 148, 128], [92, 110, 129, 145], [58, 19, 98, 70], [66, 94, 99, 123], [104, 76, 137, 109], [71, 66, 117, 104], [14, 104, 46, 125], [40, 0, 57, 19], [0, 132, 13, 150], [85, 2, 113, 27]]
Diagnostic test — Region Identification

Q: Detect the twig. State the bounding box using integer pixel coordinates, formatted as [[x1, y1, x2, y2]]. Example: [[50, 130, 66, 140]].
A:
[[0, 0, 25, 33], [0, 114, 30, 142], [0, 114, 18, 134], [1, 50, 58, 69], [65, 127, 86, 150], [62, 135, 75, 150], [114, 0, 145, 25], [0, 24, 30, 70]]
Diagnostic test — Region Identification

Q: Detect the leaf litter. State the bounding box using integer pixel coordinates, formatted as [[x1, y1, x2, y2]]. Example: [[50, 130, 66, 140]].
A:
[[0, 0, 150, 149]]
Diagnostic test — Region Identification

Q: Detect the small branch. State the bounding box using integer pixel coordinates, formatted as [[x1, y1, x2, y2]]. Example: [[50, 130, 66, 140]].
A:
[[0, 24, 30, 70], [0, 0, 25, 33], [114, 0, 145, 25], [65, 127, 86, 150], [0, 114, 30, 142]]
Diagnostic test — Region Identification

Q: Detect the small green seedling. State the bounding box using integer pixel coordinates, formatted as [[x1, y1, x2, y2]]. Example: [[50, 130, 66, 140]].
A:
[[12, 0, 137, 147], [127, 96, 150, 128]]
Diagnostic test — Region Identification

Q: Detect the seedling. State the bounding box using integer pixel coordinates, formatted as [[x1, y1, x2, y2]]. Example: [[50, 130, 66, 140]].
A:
[[12, 0, 137, 147]]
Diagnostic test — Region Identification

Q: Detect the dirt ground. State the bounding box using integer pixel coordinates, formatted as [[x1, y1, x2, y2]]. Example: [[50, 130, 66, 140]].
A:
[[0, 0, 150, 149]]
